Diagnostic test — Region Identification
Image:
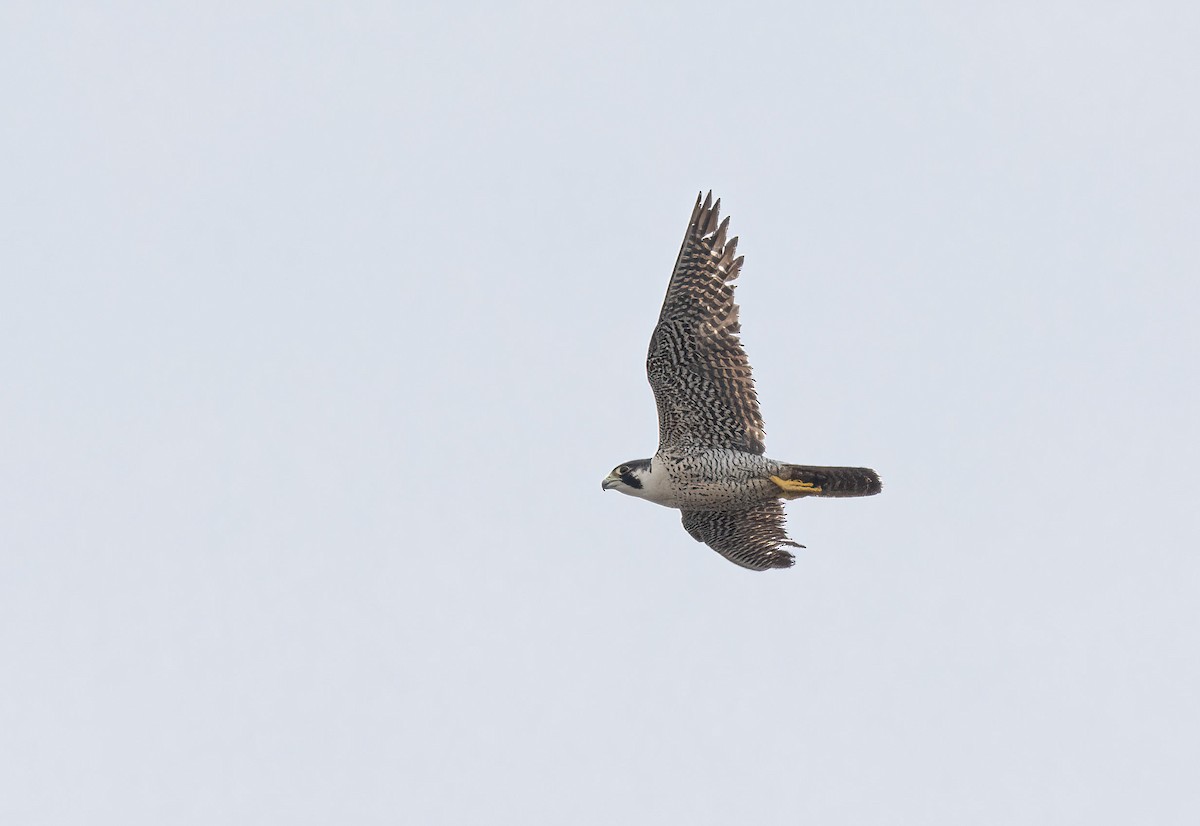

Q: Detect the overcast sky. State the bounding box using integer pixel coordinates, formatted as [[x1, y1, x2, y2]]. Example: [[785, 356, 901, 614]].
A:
[[3, 3, 1198, 824]]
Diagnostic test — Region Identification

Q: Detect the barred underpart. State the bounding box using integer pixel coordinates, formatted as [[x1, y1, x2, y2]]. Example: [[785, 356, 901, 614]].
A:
[[604, 191, 881, 571]]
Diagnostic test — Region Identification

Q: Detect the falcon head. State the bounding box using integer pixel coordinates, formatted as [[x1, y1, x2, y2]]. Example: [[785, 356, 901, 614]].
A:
[[601, 458, 653, 497]]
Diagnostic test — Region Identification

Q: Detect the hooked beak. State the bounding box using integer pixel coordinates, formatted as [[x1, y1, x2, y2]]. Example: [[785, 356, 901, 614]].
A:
[[601, 474, 620, 491]]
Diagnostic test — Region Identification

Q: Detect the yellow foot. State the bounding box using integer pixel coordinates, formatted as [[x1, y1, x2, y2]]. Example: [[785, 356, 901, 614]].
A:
[[769, 475, 822, 499]]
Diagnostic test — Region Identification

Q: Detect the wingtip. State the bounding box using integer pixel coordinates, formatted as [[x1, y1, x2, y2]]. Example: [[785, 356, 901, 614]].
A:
[[770, 549, 797, 569]]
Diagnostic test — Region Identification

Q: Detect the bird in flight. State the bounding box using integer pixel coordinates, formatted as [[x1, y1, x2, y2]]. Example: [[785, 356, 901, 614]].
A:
[[602, 192, 881, 570]]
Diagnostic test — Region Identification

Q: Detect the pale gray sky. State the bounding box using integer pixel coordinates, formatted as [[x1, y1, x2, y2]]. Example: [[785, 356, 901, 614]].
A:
[[3, 2, 1198, 824]]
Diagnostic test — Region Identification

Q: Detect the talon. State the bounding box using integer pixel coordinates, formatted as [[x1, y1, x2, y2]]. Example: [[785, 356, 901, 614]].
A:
[[770, 475, 822, 499]]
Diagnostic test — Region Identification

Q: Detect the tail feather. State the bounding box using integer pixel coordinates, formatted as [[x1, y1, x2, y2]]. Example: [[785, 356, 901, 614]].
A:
[[776, 464, 882, 498]]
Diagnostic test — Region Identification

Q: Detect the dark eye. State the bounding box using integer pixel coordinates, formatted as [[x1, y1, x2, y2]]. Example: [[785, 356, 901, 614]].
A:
[[617, 465, 630, 474]]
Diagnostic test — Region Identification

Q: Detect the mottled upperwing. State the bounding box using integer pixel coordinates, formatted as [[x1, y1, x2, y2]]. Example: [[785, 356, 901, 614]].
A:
[[681, 504, 800, 570], [647, 192, 765, 455]]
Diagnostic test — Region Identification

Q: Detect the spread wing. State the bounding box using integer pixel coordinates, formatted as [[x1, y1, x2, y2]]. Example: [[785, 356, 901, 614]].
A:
[[681, 504, 800, 571], [647, 192, 765, 455]]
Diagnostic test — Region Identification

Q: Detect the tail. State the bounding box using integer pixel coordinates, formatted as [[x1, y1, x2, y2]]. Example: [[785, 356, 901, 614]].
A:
[[773, 464, 882, 499]]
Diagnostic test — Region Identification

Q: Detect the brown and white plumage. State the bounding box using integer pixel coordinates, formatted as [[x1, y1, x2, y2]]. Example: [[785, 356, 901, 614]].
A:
[[648, 192, 764, 456], [681, 503, 800, 571], [602, 192, 881, 571]]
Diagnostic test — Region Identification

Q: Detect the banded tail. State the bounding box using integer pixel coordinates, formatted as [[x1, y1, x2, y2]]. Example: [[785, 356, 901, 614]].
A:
[[773, 464, 882, 499]]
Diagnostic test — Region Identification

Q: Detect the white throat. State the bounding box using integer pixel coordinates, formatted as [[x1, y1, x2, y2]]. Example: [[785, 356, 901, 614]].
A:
[[625, 456, 676, 507]]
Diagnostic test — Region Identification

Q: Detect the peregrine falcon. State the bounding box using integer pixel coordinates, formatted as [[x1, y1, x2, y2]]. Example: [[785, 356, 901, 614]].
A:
[[602, 192, 881, 571]]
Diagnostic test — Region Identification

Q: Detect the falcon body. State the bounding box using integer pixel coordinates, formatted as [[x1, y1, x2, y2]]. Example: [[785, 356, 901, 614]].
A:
[[607, 452, 783, 511], [602, 192, 881, 571]]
